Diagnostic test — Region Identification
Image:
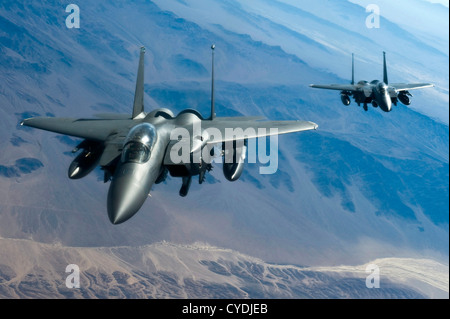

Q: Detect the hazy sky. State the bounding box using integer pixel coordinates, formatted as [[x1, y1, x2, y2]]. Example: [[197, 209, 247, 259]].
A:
[[424, 0, 449, 7]]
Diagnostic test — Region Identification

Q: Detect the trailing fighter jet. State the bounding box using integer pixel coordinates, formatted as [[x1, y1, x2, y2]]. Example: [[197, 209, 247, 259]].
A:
[[21, 45, 318, 224], [310, 52, 434, 112]]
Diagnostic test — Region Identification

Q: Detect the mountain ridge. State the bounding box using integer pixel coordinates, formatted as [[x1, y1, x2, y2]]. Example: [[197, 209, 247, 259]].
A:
[[1, 238, 447, 298]]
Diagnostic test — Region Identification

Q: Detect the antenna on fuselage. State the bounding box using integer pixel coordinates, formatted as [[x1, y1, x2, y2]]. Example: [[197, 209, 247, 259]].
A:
[[209, 44, 216, 120]]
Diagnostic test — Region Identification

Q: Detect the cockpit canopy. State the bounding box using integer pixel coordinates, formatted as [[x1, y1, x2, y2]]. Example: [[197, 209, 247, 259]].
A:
[[121, 123, 157, 164], [377, 82, 387, 93]]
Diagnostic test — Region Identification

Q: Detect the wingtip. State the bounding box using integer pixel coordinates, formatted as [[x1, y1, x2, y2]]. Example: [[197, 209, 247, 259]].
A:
[[308, 121, 319, 130]]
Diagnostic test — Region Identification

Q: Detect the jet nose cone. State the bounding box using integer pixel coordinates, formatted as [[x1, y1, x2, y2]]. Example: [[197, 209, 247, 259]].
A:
[[380, 95, 392, 112], [107, 176, 148, 225], [386, 98, 392, 112], [107, 202, 134, 225], [107, 191, 137, 224]]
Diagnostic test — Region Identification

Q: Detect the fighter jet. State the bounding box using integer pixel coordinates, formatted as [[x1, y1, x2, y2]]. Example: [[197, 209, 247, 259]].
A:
[[310, 52, 434, 112], [21, 45, 318, 224]]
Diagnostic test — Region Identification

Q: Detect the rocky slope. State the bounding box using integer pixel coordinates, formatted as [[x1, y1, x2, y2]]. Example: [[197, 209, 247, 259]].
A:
[[1, 238, 447, 298]]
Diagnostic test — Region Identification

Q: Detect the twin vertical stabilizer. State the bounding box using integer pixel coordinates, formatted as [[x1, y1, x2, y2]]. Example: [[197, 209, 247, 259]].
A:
[[350, 52, 388, 85], [131, 45, 218, 120]]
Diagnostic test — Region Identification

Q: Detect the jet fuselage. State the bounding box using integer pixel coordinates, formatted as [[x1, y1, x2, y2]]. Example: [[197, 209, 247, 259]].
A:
[[310, 52, 433, 113], [107, 122, 169, 224], [350, 80, 392, 112]]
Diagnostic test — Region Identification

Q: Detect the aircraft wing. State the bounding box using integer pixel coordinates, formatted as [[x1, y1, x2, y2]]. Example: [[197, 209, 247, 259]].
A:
[[21, 117, 135, 141], [164, 117, 317, 165], [309, 84, 358, 92], [191, 118, 318, 144], [21, 117, 136, 166], [389, 83, 434, 92]]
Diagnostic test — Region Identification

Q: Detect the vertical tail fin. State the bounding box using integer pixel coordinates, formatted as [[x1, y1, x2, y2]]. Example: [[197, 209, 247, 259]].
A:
[[351, 53, 355, 85], [132, 47, 146, 119], [383, 51, 388, 85], [209, 44, 216, 121]]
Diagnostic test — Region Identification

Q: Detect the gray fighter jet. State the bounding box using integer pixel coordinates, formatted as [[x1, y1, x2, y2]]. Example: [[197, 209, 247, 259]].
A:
[[310, 52, 434, 112], [21, 46, 318, 224]]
